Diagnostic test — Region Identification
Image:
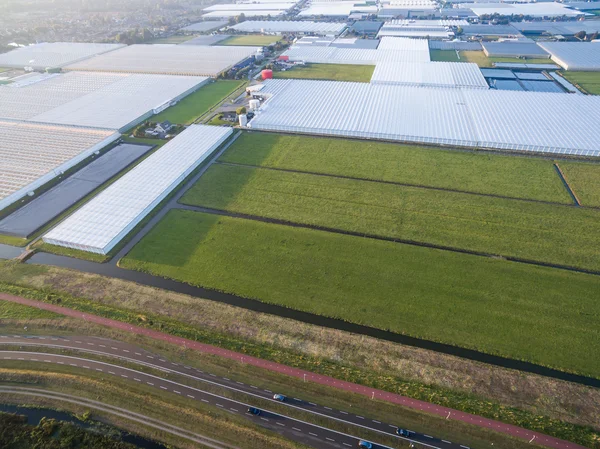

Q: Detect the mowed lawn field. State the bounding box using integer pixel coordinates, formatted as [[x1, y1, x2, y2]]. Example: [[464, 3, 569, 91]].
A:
[[182, 163, 600, 271], [152, 80, 244, 124], [121, 210, 600, 378], [274, 63, 375, 82], [430, 50, 460, 62], [560, 71, 600, 95], [560, 162, 600, 207], [219, 133, 571, 203], [218, 35, 280, 46]]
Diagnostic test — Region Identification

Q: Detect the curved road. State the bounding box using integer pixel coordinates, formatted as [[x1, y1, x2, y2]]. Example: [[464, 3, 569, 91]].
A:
[[0, 386, 238, 449], [0, 335, 461, 449], [0, 293, 587, 449]]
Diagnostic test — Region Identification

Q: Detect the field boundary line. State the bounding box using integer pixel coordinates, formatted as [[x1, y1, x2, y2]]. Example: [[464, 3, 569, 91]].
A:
[[214, 161, 577, 208], [175, 204, 600, 278], [553, 164, 581, 206]]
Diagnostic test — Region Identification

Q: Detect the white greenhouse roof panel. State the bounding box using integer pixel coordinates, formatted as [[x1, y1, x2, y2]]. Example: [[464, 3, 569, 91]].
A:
[[0, 71, 209, 131], [248, 79, 600, 157], [377, 37, 429, 52], [0, 120, 119, 212], [202, 10, 287, 18], [204, 2, 295, 10], [230, 20, 347, 35], [299, 2, 378, 17], [0, 42, 125, 70], [43, 125, 233, 255], [382, 19, 468, 27], [64, 44, 257, 77], [371, 61, 489, 88], [536, 42, 600, 71], [468, 2, 584, 17]]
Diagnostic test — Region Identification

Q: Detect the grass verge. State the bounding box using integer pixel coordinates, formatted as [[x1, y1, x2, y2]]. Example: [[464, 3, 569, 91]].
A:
[[219, 132, 571, 203], [120, 210, 600, 379], [274, 63, 375, 83], [182, 162, 600, 271], [0, 263, 599, 447], [152, 80, 244, 125]]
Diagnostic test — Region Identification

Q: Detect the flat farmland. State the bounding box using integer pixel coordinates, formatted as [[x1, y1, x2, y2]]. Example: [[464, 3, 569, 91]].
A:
[[560, 71, 600, 95], [181, 163, 600, 271], [560, 162, 600, 207], [274, 63, 375, 83], [121, 209, 600, 379], [219, 133, 571, 203]]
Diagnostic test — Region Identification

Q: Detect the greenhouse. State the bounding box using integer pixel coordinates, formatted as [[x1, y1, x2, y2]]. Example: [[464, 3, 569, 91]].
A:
[[43, 125, 233, 255]]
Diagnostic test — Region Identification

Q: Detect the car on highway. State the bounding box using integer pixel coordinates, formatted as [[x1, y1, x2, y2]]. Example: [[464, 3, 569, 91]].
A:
[[396, 428, 413, 437], [273, 393, 287, 401], [358, 440, 373, 449], [247, 407, 262, 415]]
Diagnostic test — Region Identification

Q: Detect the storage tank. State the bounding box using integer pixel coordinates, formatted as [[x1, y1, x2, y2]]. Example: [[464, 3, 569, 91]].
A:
[[261, 69, 273, 80], [239, 114, 248, 127], [249, 99, 260, 111]]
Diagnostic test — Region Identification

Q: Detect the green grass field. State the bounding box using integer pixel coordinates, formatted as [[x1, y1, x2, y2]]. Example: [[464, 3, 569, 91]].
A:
[[560, 162, 600, 207], [121, 209, 600, 378], [152, 80, 244, 125], [560, 71, 600, 95], [458, 51, 551, 67], [219, 133, 570, 203], [275, 63, 375, 82], [218, 35, 280, 46], [429, 50, 460, 62], [182, 163, 600, 271]]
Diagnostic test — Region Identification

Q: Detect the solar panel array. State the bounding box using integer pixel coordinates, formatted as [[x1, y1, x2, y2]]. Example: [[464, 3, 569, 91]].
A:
[[0, 42, 125, 70], [64, 44, 258, 77], [249, 79, 600, 157], [43, 125, 233, 254], [0, 71, 209, 131], [0, 120, 119, 211]]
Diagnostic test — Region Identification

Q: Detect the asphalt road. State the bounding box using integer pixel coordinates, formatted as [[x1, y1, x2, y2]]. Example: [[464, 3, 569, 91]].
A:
[[0, 386, 238, 449], [0, 335, 465, 449]]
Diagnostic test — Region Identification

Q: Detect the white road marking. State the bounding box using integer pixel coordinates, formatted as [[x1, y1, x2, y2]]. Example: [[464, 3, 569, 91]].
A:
[[276, 423, 285, 427], [187, 395, 195, 399], [326, 437, 335, 442], [372, 420, 381, 424], [309, 432, 318, 437], [292, 427, 302, 432], [201, 399, 209, 403], [160, 386, 168, 390]]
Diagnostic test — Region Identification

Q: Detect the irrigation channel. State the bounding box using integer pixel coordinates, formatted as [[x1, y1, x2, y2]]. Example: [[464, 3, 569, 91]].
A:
[[0, 403, 168, 449]]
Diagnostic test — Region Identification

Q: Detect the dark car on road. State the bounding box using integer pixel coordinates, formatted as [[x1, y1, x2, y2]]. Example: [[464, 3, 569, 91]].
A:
[[247, 407, 261, 415], [396, 428, 413, 437], [358, 440, 373, 449], [273, 393, 287, 401]]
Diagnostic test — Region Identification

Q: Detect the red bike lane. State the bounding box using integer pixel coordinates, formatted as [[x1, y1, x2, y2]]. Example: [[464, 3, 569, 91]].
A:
[[0, 292, 588, 449]]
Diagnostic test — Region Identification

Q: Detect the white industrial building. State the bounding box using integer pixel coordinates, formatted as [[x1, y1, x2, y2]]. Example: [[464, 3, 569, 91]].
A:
[[204, 2, 296, 11], [202, 10, 288, 18], [298, 2, 378, 17], [0, 71, 209, 132], [0, 120, 119, 212], [377, 19, 468, 38], [229, 20, 347, 35], [248, 79, 600, 157], [536, 42, 600, 71], [43, 125, 233, 255], [371, 61, 488, 88], [0, 42, 125, 71], [64, 44, 258, 77]]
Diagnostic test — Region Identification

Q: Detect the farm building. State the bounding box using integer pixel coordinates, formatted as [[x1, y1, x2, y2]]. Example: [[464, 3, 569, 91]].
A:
[[0, 120, 119, 212], [43, 125, 233, 255], [298, 2, 378, 17], [0, 42, 125, 71], [482, 41, 550, 59], [229, 20, 347, 36], [370, 61, 488, 88], [377, 19, 467, 39], [468, 2, 584, 17], [510, 21, 600, 37], [248, 79, 600, 157], [64, 44, 258, 77], [0, 71, 209, 131], [537, 42, 600, 71]]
